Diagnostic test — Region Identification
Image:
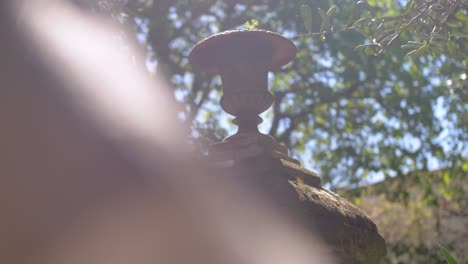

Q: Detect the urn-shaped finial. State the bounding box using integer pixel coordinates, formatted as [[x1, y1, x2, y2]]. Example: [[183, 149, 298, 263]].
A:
[[189, 29, 296, 142]]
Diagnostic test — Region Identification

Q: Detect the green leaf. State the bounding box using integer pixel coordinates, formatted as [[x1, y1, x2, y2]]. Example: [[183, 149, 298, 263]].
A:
[[354, 43, 381, 55], [447, 40, 456, 55], [405, 45, 427, 57], [401, 41, 424, 49], [445, 20, 463, 28], [244, 19, 259, 30], [316, 115, 326, 126], [439, 245, 459, 264], [366, 0, 376, 7], [326, 6, 337, 17], [316, 7, 332, 33], [452, 32, 468, 38], [300, 4, 313, 33], [455, 11, 468, 22], [352, 17, 372, 27], [318, 8, 327, 19], [320, 17, 331, 32], [379, 32, 398, 46], [462, 161, 468, 171], [355, 0, 369, 9], [251, 19, 259, 28]]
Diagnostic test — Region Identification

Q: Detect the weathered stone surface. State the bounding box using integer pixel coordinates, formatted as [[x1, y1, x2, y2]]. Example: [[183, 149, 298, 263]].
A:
[[290, 180, 387, 264], [213, 155, 387, 264], [209, 133, 299, 165]]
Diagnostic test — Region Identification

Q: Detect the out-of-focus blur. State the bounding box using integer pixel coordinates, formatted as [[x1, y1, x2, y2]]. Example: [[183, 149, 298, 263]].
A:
[[0, 0, 334, 263]]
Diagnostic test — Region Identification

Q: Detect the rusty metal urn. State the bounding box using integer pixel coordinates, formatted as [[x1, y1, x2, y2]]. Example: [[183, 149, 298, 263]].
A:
[[190, 29, 296, 143]]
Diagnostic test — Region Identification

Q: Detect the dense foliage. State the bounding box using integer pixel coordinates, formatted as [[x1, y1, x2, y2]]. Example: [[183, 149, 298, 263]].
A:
[[117, 0, 466, 185], [340, 169, 467, 263]]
